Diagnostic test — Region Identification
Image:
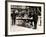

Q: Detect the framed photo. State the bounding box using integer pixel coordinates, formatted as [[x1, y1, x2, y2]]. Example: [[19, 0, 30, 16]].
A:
[[5, 1, 45, 36]]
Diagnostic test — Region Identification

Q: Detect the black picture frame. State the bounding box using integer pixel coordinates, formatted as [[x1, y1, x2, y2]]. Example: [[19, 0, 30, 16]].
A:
[[5, 1, 45, 36]]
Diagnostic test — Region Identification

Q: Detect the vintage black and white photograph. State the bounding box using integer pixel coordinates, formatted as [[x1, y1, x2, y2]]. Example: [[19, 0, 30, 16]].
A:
[[6, 1, 45, 35], [11, 5, 41, 29]]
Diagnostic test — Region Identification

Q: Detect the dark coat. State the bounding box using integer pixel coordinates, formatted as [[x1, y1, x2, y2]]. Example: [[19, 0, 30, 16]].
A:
[[11, 13, 16, 19]]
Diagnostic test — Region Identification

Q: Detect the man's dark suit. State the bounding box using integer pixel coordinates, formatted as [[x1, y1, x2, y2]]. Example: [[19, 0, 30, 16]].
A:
[[11, 12, 16, 25]]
